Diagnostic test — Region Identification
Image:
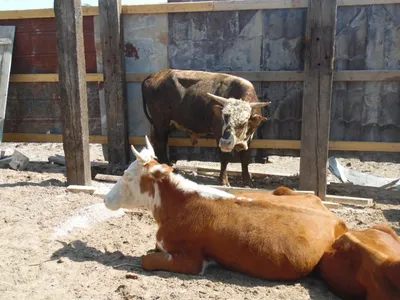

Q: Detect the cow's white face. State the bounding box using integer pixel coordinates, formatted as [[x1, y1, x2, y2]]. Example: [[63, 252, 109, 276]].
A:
[[207, 93, 271, 153], [220, 99, 252, 152], [104, 137, 162, 212]]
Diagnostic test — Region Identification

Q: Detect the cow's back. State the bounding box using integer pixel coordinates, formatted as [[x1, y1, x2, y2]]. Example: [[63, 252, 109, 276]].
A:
[[319, 225, 400, 300], [174, 195, 348, 281], [141, 69, 260, 131]]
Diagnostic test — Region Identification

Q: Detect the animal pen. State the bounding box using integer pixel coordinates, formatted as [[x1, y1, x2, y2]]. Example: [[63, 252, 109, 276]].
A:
[[1, 0, 400, 200]]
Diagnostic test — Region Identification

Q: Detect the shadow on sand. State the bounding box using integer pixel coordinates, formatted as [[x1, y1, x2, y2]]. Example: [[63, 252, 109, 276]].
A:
[[50, 240, 340, 300]]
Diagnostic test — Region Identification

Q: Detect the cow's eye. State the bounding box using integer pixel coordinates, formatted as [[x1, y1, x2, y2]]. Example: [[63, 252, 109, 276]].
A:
[[223, 114, 230, 123]]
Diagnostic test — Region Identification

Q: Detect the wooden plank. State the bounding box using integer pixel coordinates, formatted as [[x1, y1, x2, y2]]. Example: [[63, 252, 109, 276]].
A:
[[125, 71, 305, 83], [122, 1, 215, 14], [94, 173, 121, 182], [3, 133, 64, 143], [99, 0, 129, 168], [321, 201, 342, 209], [54, 0, 91, 185], [0, 6, 98, 20], [329, 141, 400, 152], [1, 0, 400, 20], [7, 71, 400, 83], [175, 165, 293, 178], [9, 73, 103, 83], [3, 134, 400, 152], [66, 185, 96, 194], [213, 0, 308, 10], [0, 26, 15, 143], [299, 0, 338, 200], [325, 194, 373, 207], [129, 137, 302, 149]]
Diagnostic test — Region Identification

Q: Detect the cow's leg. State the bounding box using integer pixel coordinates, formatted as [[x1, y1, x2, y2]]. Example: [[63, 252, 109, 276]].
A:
[[142, 251, 204, 275], [211, 105, 230, 186], [152, 125, 171, 165], [219, 151, 231, 187], [239, 148, 253, 187]]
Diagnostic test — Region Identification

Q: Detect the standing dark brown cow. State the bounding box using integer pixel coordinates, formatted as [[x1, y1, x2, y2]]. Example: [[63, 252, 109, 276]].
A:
[[141, 69, 270, 187]]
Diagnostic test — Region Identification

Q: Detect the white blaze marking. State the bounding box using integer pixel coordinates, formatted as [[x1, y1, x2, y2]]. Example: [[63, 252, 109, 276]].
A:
[[170, 173, 235, 200]]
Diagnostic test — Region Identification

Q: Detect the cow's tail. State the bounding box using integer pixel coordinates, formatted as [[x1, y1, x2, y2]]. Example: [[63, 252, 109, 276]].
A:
[[141, 76, 154, 126], [141, 76, 156, 144]]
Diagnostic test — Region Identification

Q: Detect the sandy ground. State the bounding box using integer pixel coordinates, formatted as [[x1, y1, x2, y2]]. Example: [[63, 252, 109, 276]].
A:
[[0, 142, 399, 300]]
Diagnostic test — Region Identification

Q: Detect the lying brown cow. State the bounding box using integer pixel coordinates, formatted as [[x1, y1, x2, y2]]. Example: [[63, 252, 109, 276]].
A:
[[319, 224, 400, 300], [141, 69, 271, 187], [104, 138, 348, 281]]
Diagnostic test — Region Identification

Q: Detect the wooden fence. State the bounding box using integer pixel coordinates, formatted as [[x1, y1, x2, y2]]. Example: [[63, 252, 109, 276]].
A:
[[1, 0, 399, 198]]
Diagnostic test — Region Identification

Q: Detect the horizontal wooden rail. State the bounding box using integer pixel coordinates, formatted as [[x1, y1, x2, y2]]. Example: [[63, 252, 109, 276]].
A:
[[1, 0, 400, 19], [0, 6, 98, 20], [125, 71, 306, 82], [3, 133, 399, 152], [9, 73, 103, 83], [8, 71, 400, 83]]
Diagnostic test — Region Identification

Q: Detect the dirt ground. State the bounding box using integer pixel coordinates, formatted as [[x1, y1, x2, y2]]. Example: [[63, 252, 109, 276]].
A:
[[0, 142, 399, 300]]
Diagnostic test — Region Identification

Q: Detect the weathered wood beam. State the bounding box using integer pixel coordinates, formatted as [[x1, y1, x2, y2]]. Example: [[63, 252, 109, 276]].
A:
[[299, 0, 338, 200], [54, 0, 91, 185], [99, 0, 129, 168]]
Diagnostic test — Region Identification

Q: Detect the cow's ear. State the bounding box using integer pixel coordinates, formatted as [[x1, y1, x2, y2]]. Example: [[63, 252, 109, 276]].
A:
[[148, 164, 174, 181], [212, 104, 223, 116], [248, 114, 268, 129], [250, 114, 268, 122]]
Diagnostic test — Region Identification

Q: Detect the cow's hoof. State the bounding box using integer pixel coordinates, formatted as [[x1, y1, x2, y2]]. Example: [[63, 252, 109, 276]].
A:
[[219, 180, 231, 187], [243, 179, 254, 188]]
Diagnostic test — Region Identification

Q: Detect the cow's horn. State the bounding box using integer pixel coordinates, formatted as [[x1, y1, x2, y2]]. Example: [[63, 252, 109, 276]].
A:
[[144, 135, 155, 157], [131, 145, 145, 163], [207, 93, 229, 106], [250, 101, 271, 108]]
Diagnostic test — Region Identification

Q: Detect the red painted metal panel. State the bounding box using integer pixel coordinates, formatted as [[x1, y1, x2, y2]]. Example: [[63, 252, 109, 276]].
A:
[[0, 16, 97, 73]]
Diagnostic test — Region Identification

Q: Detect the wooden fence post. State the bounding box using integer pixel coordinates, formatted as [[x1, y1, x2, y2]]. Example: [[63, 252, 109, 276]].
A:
[[54, 0, 91, 185], [299, 0, 338, 199], [99, 0, 129, 170]]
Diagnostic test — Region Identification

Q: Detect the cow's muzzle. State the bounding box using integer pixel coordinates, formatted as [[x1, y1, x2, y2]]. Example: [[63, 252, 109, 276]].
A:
[[219, 130, 235, 152], [234, 142, 249, 152]]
